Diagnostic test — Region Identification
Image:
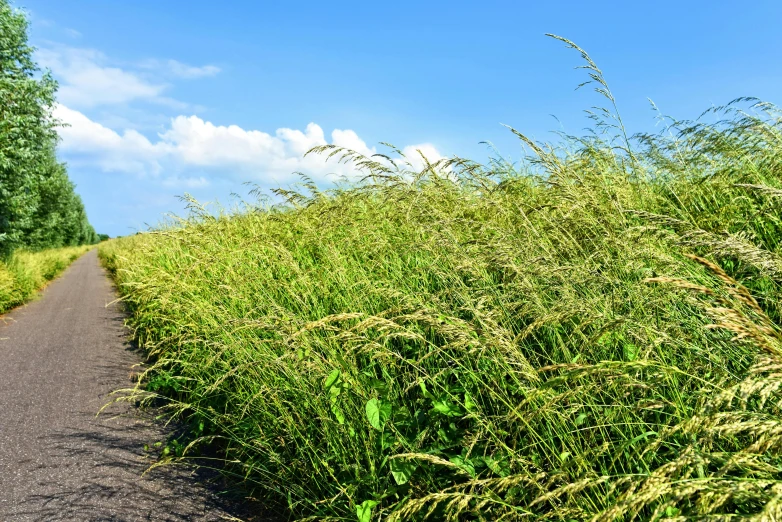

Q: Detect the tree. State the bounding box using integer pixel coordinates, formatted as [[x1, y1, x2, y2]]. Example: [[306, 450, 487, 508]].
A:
[[0, 0, 98, 256]]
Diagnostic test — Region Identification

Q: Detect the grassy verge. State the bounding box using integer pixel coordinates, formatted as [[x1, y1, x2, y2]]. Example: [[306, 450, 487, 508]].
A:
[[99, 50, 782, 520], [0, 245, 93, 313]]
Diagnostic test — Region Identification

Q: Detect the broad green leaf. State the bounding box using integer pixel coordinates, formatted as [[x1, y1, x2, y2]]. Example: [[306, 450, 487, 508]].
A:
[[329, 384, 342, 401], [432, 399, 463, 417], [482, 456, 510, 477], [665, 506, 681, 517], [380, 431, 395, 450], [623, 343, 639, 361], [356, 499, 378, 522], [324, 369, 341, 389], [363, 374, 389, 395], [449, 455, 476, 478], [366, 398, 391, 430], [331, 404, 345, 424], [390, 458, 417, 485]]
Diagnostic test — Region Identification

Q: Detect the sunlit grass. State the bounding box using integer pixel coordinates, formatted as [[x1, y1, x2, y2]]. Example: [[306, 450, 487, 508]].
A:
[[100, 39, 782, 520], [0, 245, 93, 313]]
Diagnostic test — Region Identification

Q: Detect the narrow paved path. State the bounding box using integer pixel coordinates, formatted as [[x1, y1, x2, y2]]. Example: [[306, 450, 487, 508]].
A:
[[0, 250, 259, 521]]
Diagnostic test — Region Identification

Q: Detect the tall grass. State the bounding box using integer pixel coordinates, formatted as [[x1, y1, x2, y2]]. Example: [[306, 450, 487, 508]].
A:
[[0, 245, 92, 313], [100, 40, 782, 520]]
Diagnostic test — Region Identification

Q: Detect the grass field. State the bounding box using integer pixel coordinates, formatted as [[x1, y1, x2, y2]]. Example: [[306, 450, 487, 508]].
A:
[[0, 245, 93, 314], [99, 50, 782, 520]]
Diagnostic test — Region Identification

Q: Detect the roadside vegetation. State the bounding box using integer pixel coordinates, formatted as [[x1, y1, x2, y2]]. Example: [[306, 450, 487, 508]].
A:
[[100, 39, 782, 521], [0, 2, 101, 313], [0, 244, 93, 313], [1, 0, 101, 259]]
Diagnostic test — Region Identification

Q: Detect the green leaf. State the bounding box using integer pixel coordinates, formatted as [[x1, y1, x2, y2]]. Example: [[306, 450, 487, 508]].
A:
[[324, 369, 341, 389], [363, 374, 389, 395], [623, 343, 639, 361], [419, 381, 434, 400], [665, 506, 680, 517], [329, 384, 342, 401], [366, 398, 392, 430], [575, 412, 588, 426], [331, 404, 346, 424], [432, 398, 463, 417], [449, 455, 477, 478], [380, 430, 395, 450], [390, 458, 417, 485], [464, 391, 476, 412], [356, 499, 379, 522], [482, 456, 510, 477]]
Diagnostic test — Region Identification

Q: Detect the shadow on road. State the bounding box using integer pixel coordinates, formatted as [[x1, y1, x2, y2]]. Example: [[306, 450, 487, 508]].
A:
[[12, 411, 274, 521]]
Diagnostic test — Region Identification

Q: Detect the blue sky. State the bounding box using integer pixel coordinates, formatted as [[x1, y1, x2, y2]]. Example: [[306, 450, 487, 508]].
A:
[[16, 0, 782, 237]]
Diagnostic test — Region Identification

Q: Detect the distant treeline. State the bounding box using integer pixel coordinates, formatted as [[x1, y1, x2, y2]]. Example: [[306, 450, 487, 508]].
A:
[[0, 0, 103, 259]]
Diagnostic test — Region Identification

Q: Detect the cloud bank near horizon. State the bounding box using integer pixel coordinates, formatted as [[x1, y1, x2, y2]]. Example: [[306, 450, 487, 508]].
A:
[[42, 43, 444, 190], [54, 104, 444, 189]]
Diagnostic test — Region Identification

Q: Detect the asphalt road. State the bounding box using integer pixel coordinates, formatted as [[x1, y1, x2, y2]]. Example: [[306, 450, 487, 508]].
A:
[[0, 250, 262, 521]]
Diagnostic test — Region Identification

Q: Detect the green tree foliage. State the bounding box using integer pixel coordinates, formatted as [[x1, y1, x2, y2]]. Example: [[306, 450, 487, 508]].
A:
[[0, 0, 97, 258]]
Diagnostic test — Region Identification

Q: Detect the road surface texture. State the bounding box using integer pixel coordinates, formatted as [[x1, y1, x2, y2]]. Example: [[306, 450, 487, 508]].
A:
[[0, 250, 268, 521]]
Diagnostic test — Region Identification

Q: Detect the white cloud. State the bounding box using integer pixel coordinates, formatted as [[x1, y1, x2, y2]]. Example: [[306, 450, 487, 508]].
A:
[[138, 58, 221, 79], [37, 46, 218, 110], [38, 47, 165, 108], [54, 104, 167, 175], [54, 104, 445, 187], [165, 60, 221, 79], [161, 175, 209, 188], [401, 143, 445, 171], [332, 129, 374, 158]]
